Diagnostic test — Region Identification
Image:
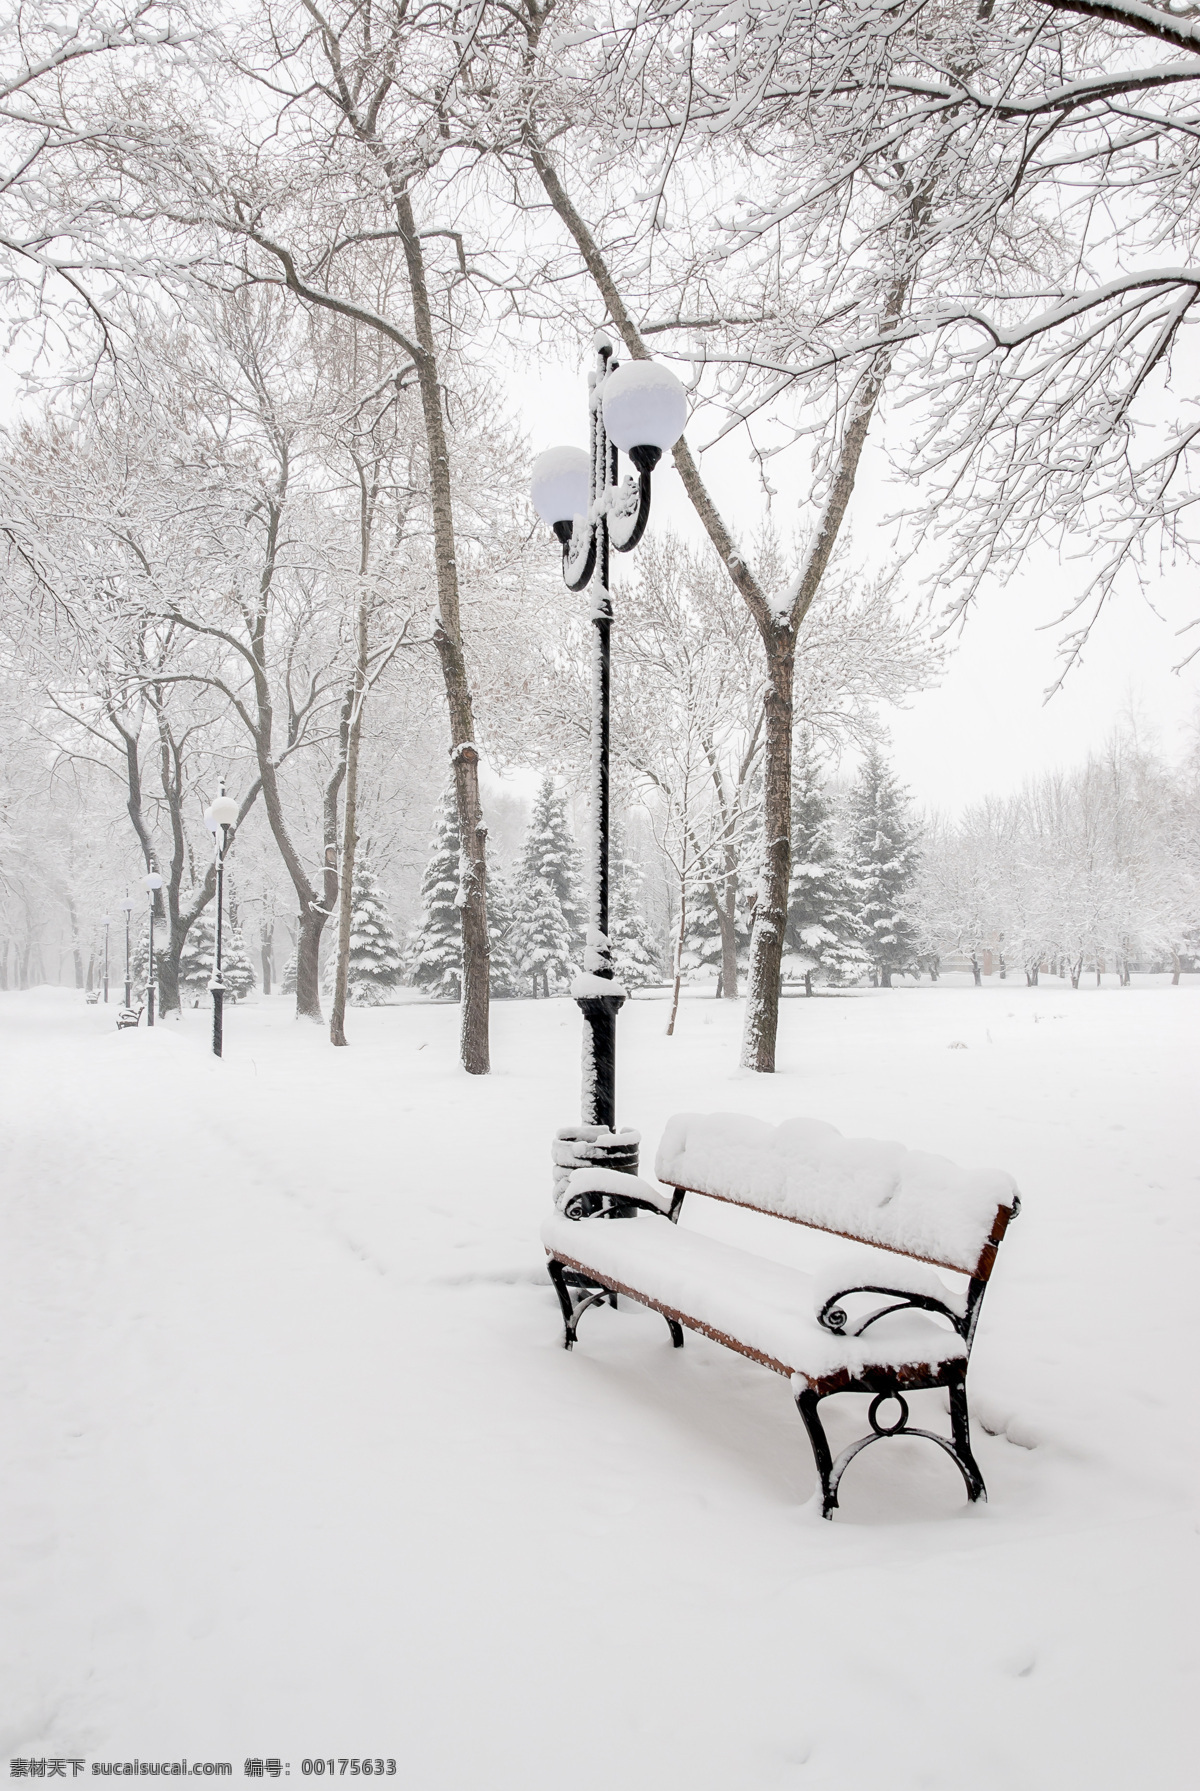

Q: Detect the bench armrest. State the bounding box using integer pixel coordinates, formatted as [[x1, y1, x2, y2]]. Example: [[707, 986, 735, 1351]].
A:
[[816, 1284, 969, 1341], [814, 1255, 969, 1340], [559, 1167, 685, 1223]]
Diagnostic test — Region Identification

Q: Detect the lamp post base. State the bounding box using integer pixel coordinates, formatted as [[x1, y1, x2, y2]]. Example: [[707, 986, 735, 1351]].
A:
[[211, 985, 224, 1058], [552, 1124, 640, 1213]]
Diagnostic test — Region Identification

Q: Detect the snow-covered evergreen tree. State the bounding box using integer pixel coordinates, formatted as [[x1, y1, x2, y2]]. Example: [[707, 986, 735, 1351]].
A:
[[180, 912, 256, 1002], [179, 912, 214, 1007], [609, 852, 661, 987], [785, 736, 868, 993], [221, 928, 256, 1001], [280, 946, 297, 996], [342, 864, 404, 1004], [486, 870, 522, 998], [518, 775, 585, 939], [846, 744, 921, 986], [508, 774, 585, 995], [512, 874, 576, 997], [409, 791, 463, 1000]]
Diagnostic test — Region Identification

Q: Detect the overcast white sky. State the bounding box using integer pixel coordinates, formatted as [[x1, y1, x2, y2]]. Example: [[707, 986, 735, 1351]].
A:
[[512, 350, 1199, 818]]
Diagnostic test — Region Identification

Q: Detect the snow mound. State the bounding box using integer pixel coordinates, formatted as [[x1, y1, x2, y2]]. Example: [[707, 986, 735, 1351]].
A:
[[655, 1113, 1018, 1275]]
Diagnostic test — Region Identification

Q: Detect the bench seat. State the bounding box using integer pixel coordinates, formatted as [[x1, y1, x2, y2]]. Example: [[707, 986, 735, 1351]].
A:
[[541, 1209, 967, 1392]]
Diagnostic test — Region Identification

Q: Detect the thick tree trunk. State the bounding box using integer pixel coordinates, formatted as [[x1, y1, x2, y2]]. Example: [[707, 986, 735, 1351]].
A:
[[387, 193, 489, 1074], [295, 904, 326, 1018]]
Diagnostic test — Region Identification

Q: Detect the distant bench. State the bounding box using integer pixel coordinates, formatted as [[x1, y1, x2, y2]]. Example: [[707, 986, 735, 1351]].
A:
[[542, 1113, 1020, 1518]]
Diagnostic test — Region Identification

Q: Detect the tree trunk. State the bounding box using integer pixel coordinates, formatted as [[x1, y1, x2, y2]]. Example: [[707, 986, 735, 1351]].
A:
[[881, 966, 893, 988], [667, 886, 687, 1038], [382, 192, 489, 1074], [331, 605, 369, 1049], [971, 956, 982, 986], [717, 884, 740, 1001], [1172, 949, 1181, 985], [740, 636, 795, 1070], [804, 970, 813, 998], [261, 923, 273, 995]]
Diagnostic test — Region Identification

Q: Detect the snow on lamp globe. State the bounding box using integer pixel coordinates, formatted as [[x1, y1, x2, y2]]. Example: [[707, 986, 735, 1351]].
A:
[[600, 359, 688, 471], [530, 446, 591, 543]]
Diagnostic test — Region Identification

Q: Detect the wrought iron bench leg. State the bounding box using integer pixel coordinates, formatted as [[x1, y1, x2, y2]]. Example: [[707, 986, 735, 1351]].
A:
[[948, 1382, 986, 1503], [794, 1387, 838, 1518], [547, 1259, 578, 1348]]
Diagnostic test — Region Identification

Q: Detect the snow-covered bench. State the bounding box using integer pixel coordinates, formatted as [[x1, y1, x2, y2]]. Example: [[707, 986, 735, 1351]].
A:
[[542, 1113, 1020, 1518], [115, 1005, 143, 1030]]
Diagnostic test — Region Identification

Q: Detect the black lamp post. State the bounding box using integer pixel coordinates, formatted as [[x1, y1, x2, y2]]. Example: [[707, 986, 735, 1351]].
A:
[[144, 866, 163, 1026], [101, 915, 110, 1004], [531, 337, 687, 1186], [119, 892, 135, 1007], [206, 785, 238, 1058]]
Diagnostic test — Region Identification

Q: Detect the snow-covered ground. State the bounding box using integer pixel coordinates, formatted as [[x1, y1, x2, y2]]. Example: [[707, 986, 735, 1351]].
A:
[[2, 981, 1196, 1787]]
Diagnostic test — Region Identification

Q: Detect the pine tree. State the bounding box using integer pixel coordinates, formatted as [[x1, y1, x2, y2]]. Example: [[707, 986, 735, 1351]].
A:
[[509, 774, 585, 995], [341, 863, 405, 1005], [179, 911, 214, 1007], [518, 774, 586, 942], [221, 928, 257, 1001], [846, 744, 921, 986], [785, 736, 869, 993], [180, 912, 256, 1002], [609, 852, 661, 988], [487, 870, 522, 998], [512, 875, 577, 997], [409, 790, 463, 1000], [280, 946, 297, 996], [680, 878, 724, 981]]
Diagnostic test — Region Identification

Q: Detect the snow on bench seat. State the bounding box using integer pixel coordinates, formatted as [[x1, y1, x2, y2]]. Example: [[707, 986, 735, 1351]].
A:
[[655, 1113, 1017, 1277], [540, 1209, 967, 1387]]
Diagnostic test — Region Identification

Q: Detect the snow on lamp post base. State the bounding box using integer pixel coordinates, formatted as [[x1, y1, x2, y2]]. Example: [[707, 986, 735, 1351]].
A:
[[531, 338, 687, 1189]]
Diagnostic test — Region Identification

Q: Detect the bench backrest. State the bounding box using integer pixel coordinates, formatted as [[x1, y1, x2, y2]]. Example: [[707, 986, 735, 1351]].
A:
[[655, 1112, 1019, 1280]]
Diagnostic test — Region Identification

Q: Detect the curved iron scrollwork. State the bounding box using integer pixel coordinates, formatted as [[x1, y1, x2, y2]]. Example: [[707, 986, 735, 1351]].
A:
[[560, 1187, 686, 1223], [555, 517, 597, 592], [817, 1284, 969, 1340]]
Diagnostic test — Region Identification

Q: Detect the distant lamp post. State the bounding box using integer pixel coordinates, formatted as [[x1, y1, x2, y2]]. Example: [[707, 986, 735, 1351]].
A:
[[143, 867, 163, 1027], [531, 338, 686, 1186], [101, 916, 111, 1004], [118, 893, 135, 1008], [206, 786, 238, 1059]]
